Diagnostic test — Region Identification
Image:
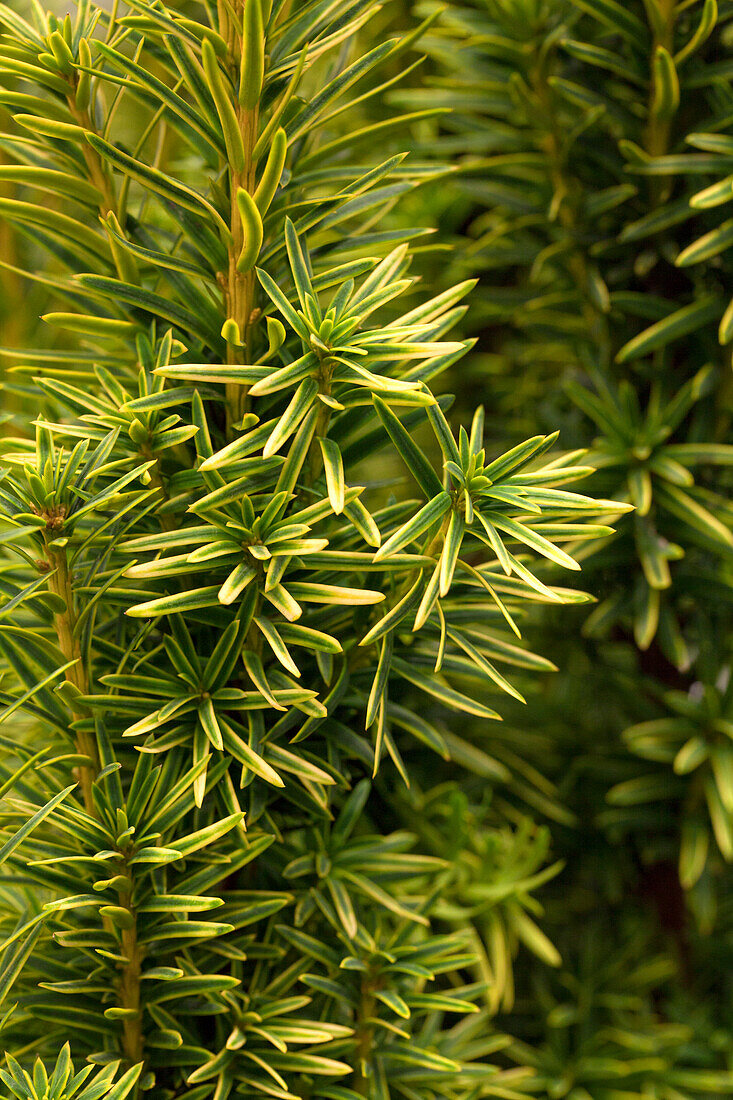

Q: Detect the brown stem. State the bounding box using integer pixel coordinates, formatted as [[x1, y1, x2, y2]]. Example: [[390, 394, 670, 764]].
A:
[[225, 112, 259, 430], [119, 886, 144, 1064], [68, 99, 117, 215], [141, 444, 176, 532], [46, 547, 99, 813], [530, 52, 606, 352], [305, 364, 334, 486], [41, 90, 112, 799], [644, 0, 677, 202], [47, 547, 145, 1065], [221, 2, 261, 433], [352, 979, 376, 1095]]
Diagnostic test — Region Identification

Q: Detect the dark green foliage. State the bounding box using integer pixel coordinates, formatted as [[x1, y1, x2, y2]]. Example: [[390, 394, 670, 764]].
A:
[[396, 0, 733, 1091], [0, 1, 628, 1098], [0, 1, 731, 1098]]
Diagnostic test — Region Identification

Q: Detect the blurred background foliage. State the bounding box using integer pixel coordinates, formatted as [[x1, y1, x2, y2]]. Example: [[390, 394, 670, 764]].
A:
[[395, 0, 733, 1088], [0, 0, 732, 1097]]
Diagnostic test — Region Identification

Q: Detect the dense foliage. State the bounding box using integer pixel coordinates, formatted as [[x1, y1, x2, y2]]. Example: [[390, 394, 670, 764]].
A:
[[0, 0, 731, 1098], [396, 0, 733, 1092]]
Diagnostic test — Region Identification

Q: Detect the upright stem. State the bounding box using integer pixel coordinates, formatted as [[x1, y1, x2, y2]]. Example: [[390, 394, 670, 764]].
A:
[[66, 78, 117, 216], [306, 362, 333, 486], [46, 547, 99, 814], [530, 46, 607, 357], [46, 545, 144, 1065], [141, 443, 176, 532], [644, 0, 677, 200], [222, 3, 261, 433], [119, 880, 144, 1064], [352, 978, 376, 1095]]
